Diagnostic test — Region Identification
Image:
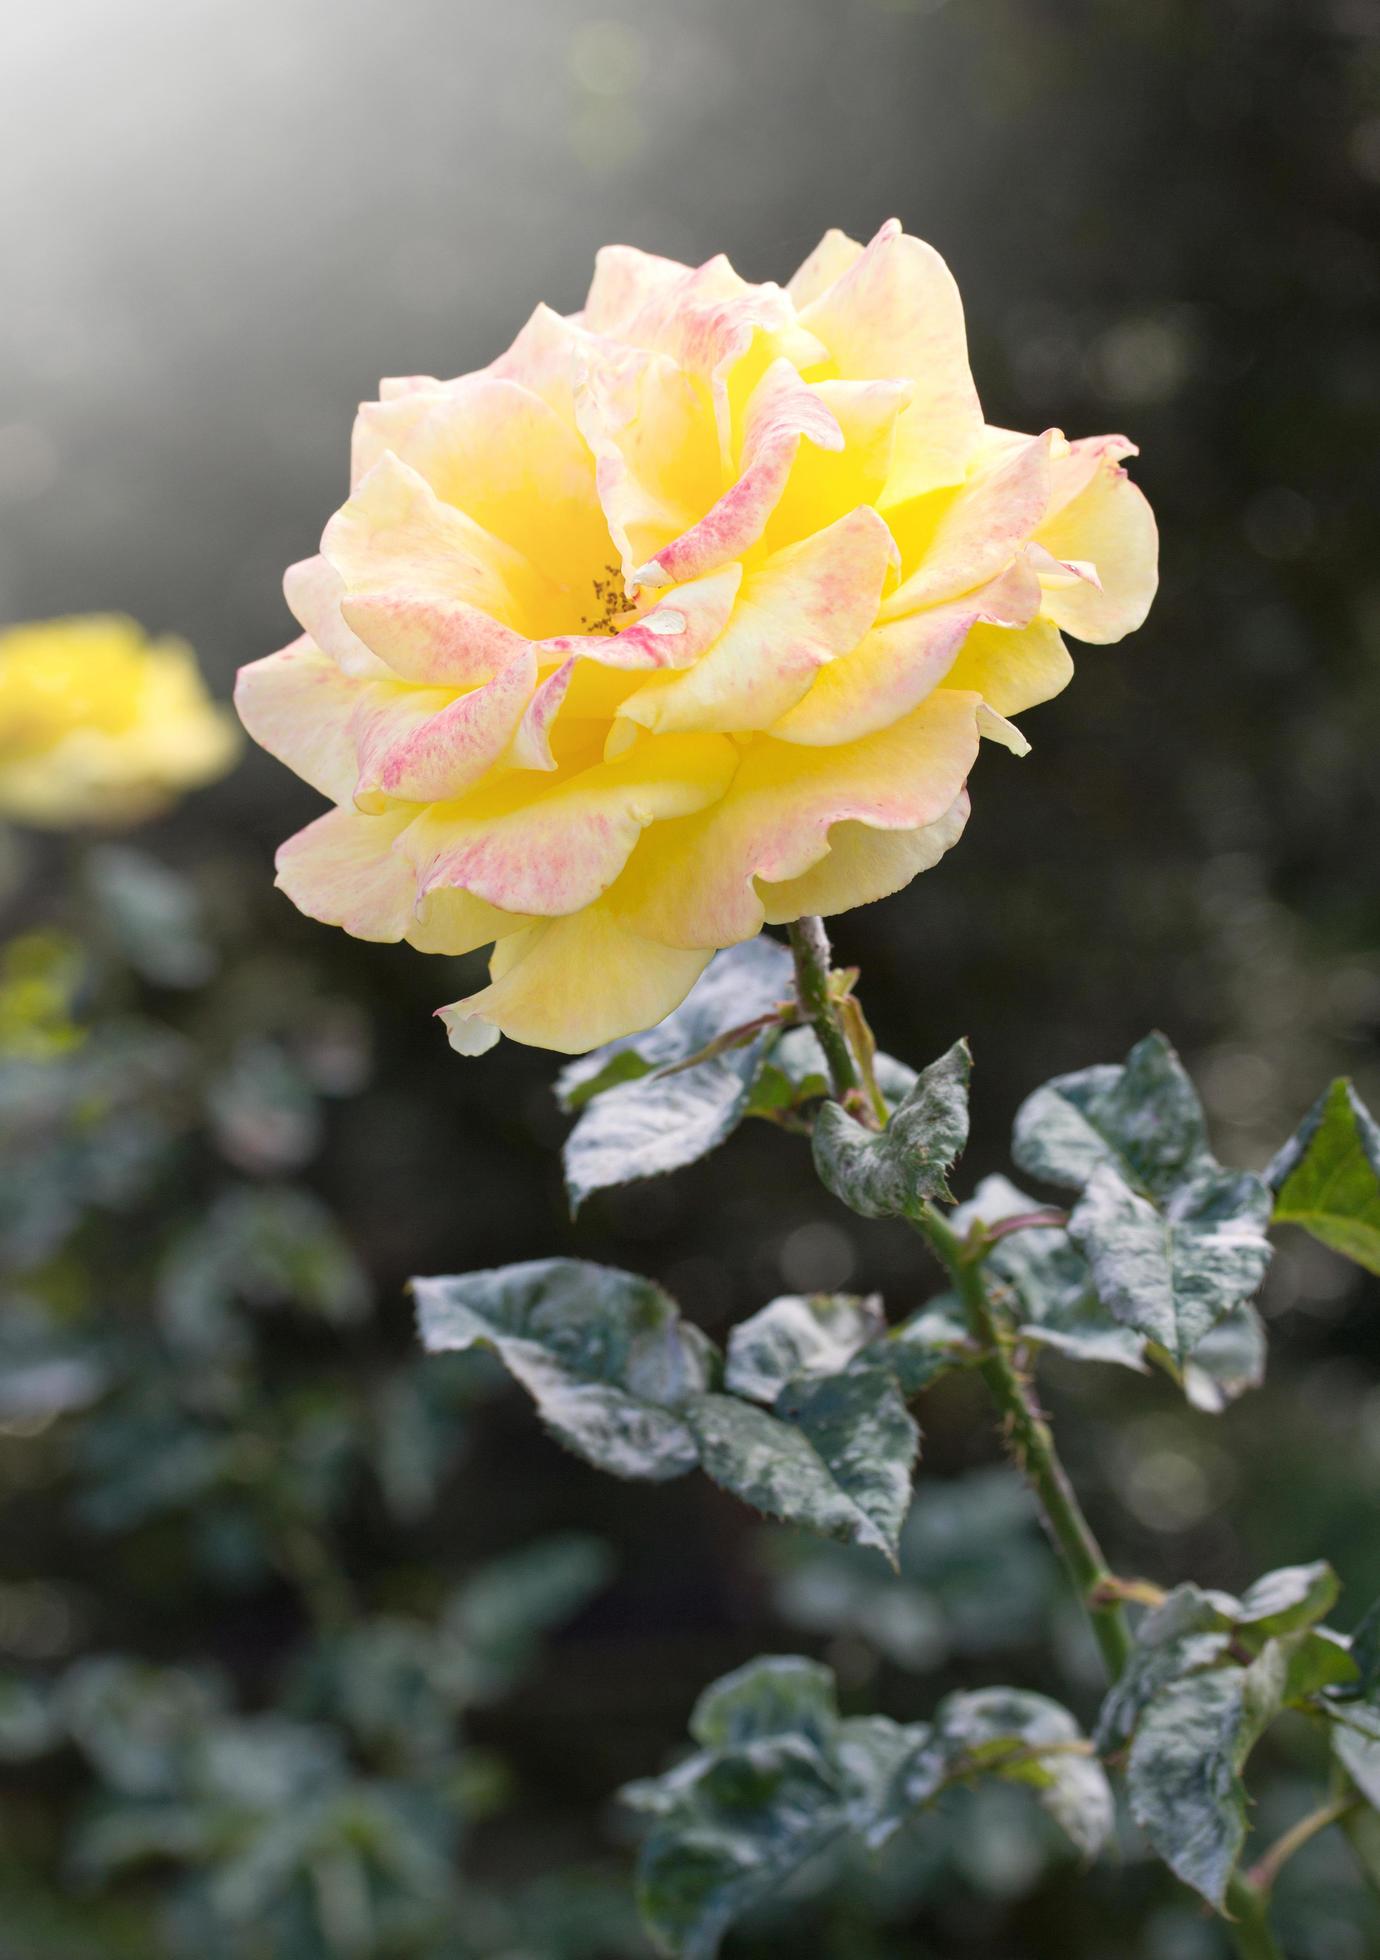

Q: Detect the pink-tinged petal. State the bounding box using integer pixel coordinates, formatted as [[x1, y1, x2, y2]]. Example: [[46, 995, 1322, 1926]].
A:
[[582, 244, 707, 335], [322, 452, 536, 684], [283, 556, 391, 678], [1034, 436, 1158, 643], [483, 303, 591, 425], [235, 637, 370, 804], [350, 386, 451, 488], [404, 887, 535, 956], [633, 359, 844, 589], [438, 907, 712, 1056], [799, 218, 984, 502], [762, 377, 912, 553], [618, 506, 897, 737], [786, 228, 865, 310], [773, 558, 1040, 746], [758, 790, 971, 922], [610, 688, 985, 949], [510, 659, 575, 771], [400, 731, 740, 917], [353, 649, 538, 804], [882, 430, 1055, 618], [275, 805, 420, 942], [574, 344, 720, 573]]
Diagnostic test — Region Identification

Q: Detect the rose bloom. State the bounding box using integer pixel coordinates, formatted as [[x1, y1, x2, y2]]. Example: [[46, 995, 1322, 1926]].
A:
[[0, 615, 240, 829], [238, 220, 1156, 1055]]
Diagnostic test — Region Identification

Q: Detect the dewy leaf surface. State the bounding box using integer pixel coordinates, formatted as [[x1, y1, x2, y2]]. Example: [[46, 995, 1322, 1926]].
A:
[[1068, 1163, 1272, 1365], [413, 1258, 715, 1480], [812, 1039, 971, 1220], [1268, 1077, 1380, 1275]]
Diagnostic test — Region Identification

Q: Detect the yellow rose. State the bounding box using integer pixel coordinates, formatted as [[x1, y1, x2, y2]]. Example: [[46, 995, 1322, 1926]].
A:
[[0, 615, 240, 828], [238, 220, 1156, 1056]]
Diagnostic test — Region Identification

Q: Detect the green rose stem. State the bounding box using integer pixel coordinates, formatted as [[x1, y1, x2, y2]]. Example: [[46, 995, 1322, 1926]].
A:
[[787, 916, 872, 1119], [791, 926, 1284, 1960], [913, 1200, 1133, 1680]]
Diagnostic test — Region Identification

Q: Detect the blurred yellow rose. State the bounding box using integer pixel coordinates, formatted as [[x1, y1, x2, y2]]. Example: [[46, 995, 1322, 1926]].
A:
[[0, 615, 240, 828], [238, 219, 1157, 1055]]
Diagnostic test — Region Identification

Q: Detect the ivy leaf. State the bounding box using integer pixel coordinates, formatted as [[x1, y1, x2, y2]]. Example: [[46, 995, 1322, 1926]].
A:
[[413, 1259, 717, 1481], [1268, 1077, 1380, 1275], [812, 1040, 971, 1221], [1126, 1640, 1288, 1909], [1068, 1163, 1272, 1366], [724, 1294, 886, 1404], [687, 1359, 918, 1565], [1012, 1032, 1213, 1201], [558, 939, 794, 1211]]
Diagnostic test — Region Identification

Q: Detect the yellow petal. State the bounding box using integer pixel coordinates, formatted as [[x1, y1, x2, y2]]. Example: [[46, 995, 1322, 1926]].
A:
[[611, 689, 984, 949], [760, 377, 912, 555], [323, 452, 539, 682], [799, 218, 983, 502], [353, 377, 608, 604], [400, 731, 740, 917], [438, 907, 711, 1055], [234, 636, 370, 805], [352, 649, 538, 805], [758, 791, 970, 921], [786, 228, 864, 310], [635, 359, 843, 588], [944, 613, 1074, 717], [882, 430, 1054, 618], [1035, 436, 1159, 643], [617, 506, 896, 737], [275, 805, 419, 942], [771, 560, 1038, 747], [404, 887, 535, 956]]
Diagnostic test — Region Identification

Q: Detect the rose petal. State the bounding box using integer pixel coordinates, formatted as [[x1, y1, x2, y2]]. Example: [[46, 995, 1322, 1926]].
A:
[[610, 688, 985, 948], [798, 218, 983, 502], [633, 358, 844, 588], [235, 636, 371, 804], [617, 505, 897, 737], [1034, 436, 1158, 643], [438, 905, 712, 1056], [758, 790, 971, 922], [275, 805, 419, 942], [882, 429, 1055, 618], [771, 559, 1040, 747], [400, 731, 740, 916]]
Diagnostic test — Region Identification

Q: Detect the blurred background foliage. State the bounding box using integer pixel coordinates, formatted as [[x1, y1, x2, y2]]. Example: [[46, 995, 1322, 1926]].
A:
[[1, 0, 1378, 1954]]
